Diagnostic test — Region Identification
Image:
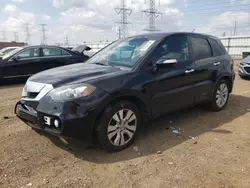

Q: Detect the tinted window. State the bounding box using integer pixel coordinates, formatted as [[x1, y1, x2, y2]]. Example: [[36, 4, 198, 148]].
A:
[[17, 48, 40, 59], [190, 37, 212, 60], [43, 48, 62, 57], [152, 35, 189, 63], [62, 50, 70, 56], [42, 48, 70, 57], [209, 38, 225, 56]]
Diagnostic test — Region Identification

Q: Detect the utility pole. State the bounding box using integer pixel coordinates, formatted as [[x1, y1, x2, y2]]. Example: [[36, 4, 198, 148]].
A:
[[24, 23, 31, 45], [13, 32, 18, 42], [142, 0, 162, 32], [115, 0, 132, 39], [233, 21, 237, 36], [40, 24, 48, 45]]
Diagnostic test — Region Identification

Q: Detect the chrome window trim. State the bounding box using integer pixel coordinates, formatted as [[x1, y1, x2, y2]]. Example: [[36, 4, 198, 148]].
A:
[[41, 46, 72, 57], [8, 46, 72, 61]]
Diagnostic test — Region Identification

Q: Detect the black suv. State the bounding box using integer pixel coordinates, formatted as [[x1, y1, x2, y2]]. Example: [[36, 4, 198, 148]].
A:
[[15, 32, 235, 152]]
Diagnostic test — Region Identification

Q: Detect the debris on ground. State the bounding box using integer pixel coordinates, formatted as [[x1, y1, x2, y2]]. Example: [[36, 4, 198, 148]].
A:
[[172, 130, 181, 135], [194, 141, 198, 144], [156, 151, 162, 154], [3, 116, 10, 119], [168, 162, 173, 165], [27, 183, 32, 186], [133, 146, 139, 152], [214, 138, 219, 141], [189, 136, 195, 140]]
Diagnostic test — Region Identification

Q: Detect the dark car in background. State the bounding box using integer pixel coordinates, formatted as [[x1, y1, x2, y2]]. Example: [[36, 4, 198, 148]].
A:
[[0, 45, 91, 81], [15, 32, 235, 152], [238, 55, 250, 79]]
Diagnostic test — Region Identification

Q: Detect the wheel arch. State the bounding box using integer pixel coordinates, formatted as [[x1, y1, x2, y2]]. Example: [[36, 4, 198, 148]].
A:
[[92, 90, 152, 135], [215, 74, 233, 93]]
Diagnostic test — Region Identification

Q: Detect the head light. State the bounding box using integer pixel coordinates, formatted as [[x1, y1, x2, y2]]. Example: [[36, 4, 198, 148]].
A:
[[47, 84, 96, 101]]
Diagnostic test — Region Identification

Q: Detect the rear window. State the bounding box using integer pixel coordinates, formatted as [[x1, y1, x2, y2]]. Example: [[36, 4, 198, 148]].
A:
[[208, 38, 225, 56], [190, 37, 212, 60]]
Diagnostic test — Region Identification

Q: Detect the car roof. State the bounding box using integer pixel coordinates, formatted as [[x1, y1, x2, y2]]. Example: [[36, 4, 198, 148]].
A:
[[21, 45, 74, 54], [1, 46, 21, 50], [129, 32, 218, 39], [24, 45, 67, 49]]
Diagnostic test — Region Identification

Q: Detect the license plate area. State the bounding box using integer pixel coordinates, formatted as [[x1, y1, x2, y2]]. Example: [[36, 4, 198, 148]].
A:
[[44, 116, 52, 126]]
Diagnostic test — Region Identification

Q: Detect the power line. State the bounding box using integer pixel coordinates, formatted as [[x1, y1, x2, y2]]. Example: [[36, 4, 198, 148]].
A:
[[142, 0, 162, 32], [40, 24, 48, 45], [115, 0, 132, 39]]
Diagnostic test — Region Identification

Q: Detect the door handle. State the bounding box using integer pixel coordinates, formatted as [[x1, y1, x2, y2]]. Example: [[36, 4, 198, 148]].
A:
[[185, 69, 194, 74], [34, 59, 41, 62], [214, 62, 220, 66]]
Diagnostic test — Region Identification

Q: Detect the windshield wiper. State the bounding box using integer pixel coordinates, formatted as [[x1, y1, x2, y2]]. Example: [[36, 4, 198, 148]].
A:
[[93, 62, 108, 66]]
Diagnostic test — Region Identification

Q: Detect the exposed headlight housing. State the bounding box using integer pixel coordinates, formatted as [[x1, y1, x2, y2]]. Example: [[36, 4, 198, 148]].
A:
[[47, 84, 96, 101]]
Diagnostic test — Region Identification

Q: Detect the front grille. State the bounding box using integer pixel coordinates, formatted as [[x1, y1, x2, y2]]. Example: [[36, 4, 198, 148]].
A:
[[20, 100, 39, 110], [244, 67, 250, 73]]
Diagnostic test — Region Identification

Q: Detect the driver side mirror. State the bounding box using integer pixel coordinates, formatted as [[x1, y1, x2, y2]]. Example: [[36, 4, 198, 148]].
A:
[[156, 59, 177, 65], [152, 59, 177, 72], [13, 55, 20, 62]]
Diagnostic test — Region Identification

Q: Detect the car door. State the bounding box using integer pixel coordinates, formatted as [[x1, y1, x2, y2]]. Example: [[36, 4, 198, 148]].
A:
[[189, 35, 218, 104], [40, 47, 74, 70], [2, 47, 42, 78], [146, 34, 197, 116]]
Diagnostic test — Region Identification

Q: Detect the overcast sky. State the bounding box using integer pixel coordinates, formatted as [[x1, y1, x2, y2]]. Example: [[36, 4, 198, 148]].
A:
[[0, 0, 250, 45]]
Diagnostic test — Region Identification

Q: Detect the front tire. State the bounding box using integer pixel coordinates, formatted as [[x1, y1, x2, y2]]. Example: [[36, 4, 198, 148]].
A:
[[208, 79, 230, 111], [96, 100, 141, 152]]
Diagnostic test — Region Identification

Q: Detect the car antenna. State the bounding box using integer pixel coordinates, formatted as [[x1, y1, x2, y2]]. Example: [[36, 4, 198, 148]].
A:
[[192, 29, 195, 32]]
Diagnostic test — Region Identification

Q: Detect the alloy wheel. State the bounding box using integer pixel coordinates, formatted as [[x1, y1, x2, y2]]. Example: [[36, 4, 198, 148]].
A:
[[107, 109, 137, 146], [215, 83, 229, 108]]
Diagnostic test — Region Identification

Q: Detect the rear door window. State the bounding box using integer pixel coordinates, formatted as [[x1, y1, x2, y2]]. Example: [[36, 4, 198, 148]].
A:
[[190, 37, 212, 60], [42, 47, 70, 57], [208, 38, 225, 56]]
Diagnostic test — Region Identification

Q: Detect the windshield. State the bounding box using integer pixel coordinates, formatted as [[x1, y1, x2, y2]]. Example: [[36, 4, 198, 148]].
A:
[[243, 55, 250, 62], [86, 36, 157, 68], [2, 47, 23, 60]]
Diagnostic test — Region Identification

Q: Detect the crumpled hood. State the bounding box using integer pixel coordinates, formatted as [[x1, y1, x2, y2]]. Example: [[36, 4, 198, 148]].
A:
[[28, 63, 125, 87]]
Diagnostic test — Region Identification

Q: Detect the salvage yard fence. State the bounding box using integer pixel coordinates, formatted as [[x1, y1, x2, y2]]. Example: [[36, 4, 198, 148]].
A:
[[68, 35, 250, 59]]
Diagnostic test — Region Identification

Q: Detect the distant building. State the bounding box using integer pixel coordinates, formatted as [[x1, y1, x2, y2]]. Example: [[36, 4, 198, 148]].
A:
[[0, 41, 26, 49]]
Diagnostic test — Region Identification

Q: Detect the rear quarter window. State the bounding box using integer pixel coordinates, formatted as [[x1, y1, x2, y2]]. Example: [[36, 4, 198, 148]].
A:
[[208, 38, 226, 56]]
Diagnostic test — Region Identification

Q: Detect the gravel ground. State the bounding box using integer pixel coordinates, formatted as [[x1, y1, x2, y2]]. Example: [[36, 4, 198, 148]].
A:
[[1, 61, 250, 188]]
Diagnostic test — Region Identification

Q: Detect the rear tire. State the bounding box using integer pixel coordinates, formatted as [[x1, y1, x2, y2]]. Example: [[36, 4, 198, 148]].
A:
[[96, 100, 141, 152], [206, 79, 230, 111]]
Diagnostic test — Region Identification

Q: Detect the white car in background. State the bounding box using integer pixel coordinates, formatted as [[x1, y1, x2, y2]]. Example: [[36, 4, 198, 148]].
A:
[[0, 47, 23, 58]]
